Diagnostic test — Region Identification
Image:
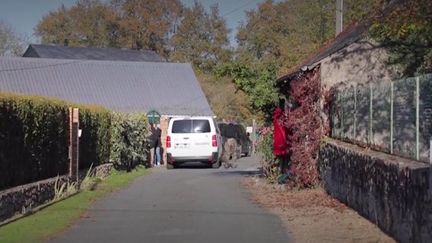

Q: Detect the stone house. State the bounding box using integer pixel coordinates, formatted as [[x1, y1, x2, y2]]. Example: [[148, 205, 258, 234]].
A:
[[276, 20, 408, 156], [277, 21, 401, 92], [276, 19, 432, 243]]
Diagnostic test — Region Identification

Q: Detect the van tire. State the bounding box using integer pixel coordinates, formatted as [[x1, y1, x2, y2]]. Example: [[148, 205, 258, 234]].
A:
[[212, 161, 220, 168], [245, 146, 252, 157], [236, 145, 242, 159]]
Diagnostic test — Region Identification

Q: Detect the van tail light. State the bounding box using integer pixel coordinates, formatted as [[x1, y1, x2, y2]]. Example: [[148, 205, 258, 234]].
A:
[[166, 136, 171, 148], [212, 135, 217, 147]]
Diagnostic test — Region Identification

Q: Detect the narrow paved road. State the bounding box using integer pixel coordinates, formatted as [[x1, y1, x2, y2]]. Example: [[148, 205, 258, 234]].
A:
[[50, 155, 291, 243]]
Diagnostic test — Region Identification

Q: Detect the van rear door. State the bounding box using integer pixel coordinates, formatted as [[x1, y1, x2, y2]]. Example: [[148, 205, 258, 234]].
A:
[[170, 119, 213, 157]]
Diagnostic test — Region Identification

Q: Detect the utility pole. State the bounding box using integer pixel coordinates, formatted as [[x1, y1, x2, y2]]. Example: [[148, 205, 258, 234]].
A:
[[336, 0, 343, 36]]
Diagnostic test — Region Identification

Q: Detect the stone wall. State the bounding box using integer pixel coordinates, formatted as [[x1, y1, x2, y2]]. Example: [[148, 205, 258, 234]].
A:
[[0, 163, 113, 223], [0, 175, 69, 222], [318, 139, 432, 243], [94, 163, 114, 179], [320, 39, 401, 88]]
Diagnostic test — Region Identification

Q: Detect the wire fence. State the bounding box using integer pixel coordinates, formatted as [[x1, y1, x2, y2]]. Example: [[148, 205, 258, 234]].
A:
[[331, 74, 432, 163]]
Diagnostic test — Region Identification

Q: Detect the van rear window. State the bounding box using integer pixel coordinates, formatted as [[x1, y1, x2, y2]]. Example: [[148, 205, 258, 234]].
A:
[[193, 120, 210, 133], [172, 119, 211, 133]]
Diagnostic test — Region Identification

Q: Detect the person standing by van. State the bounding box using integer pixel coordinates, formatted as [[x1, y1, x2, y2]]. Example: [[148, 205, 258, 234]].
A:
[[149, 123, 157, 167], [154, 124, 162, 166]]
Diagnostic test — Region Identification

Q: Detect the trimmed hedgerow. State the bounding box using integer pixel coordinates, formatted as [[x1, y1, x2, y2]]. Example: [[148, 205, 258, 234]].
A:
[[78, 105, 112, 170], [0, 93, 69, 190], [0, 93, 112, 191]]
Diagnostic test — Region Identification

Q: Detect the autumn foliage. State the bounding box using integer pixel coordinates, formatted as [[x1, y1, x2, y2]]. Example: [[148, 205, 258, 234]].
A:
[[283, 67, 331, 188]]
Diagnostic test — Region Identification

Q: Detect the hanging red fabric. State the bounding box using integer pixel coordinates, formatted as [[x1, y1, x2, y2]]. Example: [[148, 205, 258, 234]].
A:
[[272, 107, 288, 156]]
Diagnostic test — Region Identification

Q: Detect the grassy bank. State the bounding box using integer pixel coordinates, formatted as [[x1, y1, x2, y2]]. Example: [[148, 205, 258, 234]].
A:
[[0, 166, 148, 243]]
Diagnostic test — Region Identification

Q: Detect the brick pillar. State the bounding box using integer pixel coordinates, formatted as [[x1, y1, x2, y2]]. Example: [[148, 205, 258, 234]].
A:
[[160, 116, 169, 167], [69, 108, 79, 181]]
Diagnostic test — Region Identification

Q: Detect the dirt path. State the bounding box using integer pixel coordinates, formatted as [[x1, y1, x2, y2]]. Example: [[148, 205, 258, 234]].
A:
[[242, 176, 395, 243]]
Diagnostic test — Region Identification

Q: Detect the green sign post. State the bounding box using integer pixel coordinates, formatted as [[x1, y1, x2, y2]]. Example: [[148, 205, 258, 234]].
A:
[[147, 110, 161, 124]]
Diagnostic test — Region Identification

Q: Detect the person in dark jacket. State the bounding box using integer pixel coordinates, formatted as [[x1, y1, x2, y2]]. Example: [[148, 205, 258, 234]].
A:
[[149, 123, 162, 167], [149, 123, 157, 167], [154, 124, 162, 166]]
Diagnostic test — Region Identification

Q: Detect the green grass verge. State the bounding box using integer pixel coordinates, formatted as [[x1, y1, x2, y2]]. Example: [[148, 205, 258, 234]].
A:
[[0, 165, 148, 243]]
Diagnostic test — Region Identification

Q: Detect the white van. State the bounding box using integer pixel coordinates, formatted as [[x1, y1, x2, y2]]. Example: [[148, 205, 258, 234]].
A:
[[166, 117, 222, 169]]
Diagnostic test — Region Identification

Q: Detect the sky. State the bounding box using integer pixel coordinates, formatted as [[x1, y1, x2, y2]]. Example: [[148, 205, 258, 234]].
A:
[[0, 0, 264, 46]]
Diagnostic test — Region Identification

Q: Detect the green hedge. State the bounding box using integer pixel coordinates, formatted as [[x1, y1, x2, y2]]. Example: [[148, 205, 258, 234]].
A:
[[0, 93, 112, 191], [0, 93, 68, 190], [78, 105, 112, 170], [110, 113, 149, 170]]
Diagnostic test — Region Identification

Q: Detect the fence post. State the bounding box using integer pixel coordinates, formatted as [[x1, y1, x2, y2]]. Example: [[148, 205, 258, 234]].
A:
[[430, 138, 432, 164], [390, 81, 394, 154], [69, 107, 79, 181], [334, 91, 339, 138], [416, 77, 420, 161], [353, 85, 357, 139], [252, 119, 256, 154], [340, 92, 344, 138], [369, 82, 373, 144]]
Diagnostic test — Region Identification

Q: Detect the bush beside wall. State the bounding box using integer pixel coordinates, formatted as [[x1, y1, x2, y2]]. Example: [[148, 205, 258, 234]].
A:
[[0, 93, 118, 191], [110, 113, 149, 169]]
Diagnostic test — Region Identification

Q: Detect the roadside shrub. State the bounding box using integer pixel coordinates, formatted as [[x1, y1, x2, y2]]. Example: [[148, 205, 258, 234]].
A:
[[110, 113, 149, 170], [256, 127, 279, 182]]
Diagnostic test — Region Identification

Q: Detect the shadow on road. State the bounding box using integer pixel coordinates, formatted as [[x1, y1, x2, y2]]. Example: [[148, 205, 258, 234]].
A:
[[172, 162, 213, 169], [212, 168, 263, 177]]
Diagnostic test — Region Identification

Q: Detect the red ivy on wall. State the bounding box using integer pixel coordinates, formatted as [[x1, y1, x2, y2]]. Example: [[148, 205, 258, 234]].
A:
[[284, 66, 332, 188]]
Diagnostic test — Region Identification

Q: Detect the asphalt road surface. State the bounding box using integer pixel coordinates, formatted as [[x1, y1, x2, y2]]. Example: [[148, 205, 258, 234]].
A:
[[50, 155, 291, 243]]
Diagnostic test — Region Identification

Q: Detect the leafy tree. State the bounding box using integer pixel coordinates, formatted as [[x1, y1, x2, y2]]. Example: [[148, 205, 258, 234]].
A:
[[196, 72, 255, 123], [36, 0, 118, 47], [69, 0, 120, 47], [236, 0, 378, 73], [343, 0, 380, 25], [170, 2, 231, 72], [236, 0, 291, 67], [0, 20, 25, 56], [226, 0, 379, 120], [370, 0, 432, 75], [36, 0, 183, 56], [113, 0, 183, 56], [35, 5, 73, 46], [216, 62, 279, 119]]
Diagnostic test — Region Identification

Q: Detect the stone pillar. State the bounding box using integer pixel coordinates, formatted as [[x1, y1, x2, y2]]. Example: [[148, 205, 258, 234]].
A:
[[69, 108, 79, 181]]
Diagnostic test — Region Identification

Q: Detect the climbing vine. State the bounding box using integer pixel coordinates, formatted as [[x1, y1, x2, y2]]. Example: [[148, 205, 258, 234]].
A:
[[283, 67, 332, 188]]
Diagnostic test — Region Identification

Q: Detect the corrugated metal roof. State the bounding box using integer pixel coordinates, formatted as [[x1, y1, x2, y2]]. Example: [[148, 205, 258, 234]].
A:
[[0, 57, 213, 116], [23, 44, 166, 62]]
